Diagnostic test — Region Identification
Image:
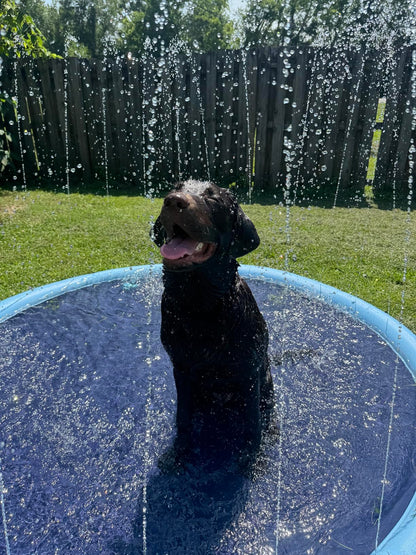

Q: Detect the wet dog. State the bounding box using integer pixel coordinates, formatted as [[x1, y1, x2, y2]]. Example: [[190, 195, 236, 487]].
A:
[[152, 180, 274, 466]]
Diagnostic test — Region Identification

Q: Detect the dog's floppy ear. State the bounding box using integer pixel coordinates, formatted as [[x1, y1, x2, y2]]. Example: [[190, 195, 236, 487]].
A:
[[229, 203, 260, 259], [150, 216, 166, 247]]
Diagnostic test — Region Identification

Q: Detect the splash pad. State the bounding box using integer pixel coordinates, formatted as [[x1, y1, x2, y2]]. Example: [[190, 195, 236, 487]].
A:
[[0, 264, 415, 554]]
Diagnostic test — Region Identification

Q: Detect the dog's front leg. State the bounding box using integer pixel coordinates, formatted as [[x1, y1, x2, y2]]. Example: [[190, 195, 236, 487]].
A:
[[173, 367, 193, 454], [244, 375, 262, 453]]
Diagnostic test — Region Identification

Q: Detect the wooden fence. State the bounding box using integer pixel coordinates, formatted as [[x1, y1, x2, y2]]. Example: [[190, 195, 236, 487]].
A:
[[1, 46, 415, 201]]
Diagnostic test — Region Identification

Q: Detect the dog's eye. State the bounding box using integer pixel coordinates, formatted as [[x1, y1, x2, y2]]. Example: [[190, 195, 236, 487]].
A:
[[204, 187, 220, 204], [206, 196, 221, 207], [206, 187, 222, 200]]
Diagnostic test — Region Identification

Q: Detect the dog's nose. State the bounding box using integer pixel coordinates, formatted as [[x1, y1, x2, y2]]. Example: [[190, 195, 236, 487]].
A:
[[164, 192, 190, 210]]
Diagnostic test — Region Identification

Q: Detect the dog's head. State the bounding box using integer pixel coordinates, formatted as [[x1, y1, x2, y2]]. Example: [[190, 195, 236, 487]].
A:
[[152, 180, 260, 270]]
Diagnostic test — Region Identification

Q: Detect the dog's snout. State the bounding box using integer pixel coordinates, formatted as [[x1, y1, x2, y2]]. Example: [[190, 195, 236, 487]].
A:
[[164, 192, 190, 210]]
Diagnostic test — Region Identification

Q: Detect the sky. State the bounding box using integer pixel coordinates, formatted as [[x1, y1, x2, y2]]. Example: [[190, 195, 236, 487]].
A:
[[229, 0, 246, 16]]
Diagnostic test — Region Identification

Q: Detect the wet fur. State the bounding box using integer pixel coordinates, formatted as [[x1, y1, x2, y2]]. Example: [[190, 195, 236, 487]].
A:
[[152, 180, 274, 466]]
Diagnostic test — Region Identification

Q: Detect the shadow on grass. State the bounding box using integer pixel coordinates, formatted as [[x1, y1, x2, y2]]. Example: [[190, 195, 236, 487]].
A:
[[1, 177, 414, 211]]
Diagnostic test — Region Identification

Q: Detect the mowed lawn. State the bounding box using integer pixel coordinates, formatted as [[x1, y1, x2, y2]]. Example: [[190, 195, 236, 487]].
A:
[[1, 188, 415, 333]]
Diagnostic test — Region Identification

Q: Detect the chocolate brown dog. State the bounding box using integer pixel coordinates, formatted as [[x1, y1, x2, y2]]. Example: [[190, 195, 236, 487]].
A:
[[152, 180, 274, 465]]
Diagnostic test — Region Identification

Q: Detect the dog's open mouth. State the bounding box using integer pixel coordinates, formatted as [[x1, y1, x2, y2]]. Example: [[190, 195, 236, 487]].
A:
[[160, 225, 216, 266]]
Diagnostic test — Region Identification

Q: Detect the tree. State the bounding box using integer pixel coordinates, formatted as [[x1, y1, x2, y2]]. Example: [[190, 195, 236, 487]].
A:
[[335, 0, 413, 49], [145, 0, 183, 45], [121, 7, 147, 55], [26, 0, 123, 58], [239, 0, 413, 48], [239, 0, 285, 47], [121, 0, 236, 56], [0, 0, 56, 57], [15, 0, 58, 50], [239, 0, 339, 47], [183, 0, 235, 52]]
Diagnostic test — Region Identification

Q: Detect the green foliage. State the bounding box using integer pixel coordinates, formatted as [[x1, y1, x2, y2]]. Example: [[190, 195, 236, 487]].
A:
[[141, 0, 183, 52], [3, 0, 413, 57], [12, 0, 237, 57], [15, 0, 58, 50], [182, 0, 235, 52], [0, 0, 56, 57], [121, 9, 146, 55], [240, 0, 285, 47], [121, 0, 236, 55], [239, 0, 413, 48], [42, 0, 123, 57]]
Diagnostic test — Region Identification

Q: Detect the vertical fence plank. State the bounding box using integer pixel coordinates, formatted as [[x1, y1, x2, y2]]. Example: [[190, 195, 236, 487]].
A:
[[126, 58, 144, 187], [16, 59, 39, 179], [319, 50, 346, 185], [268, 48, 285, 187], [392, 48, 415, 192], [229, 52, 241, 182], [235, 50, 248, 186], [176, 54, 191, 181], [35, 59, 58, 183], [352, 51, 380, 191], [67, 58, 91, 181], [25, 59, 48, 180], [220, 51, 236, 183], [82, 59, 102, 183], [245, 49, 258, 194], [170, 52, 182, 182], [290, 46, 309, 195], [254, 46, 271, 191], [339, 49, 368, 192], [49, 58, 67, 185], [189, 54, 203, 179], [163, 58, 175, 184], [202, 52, 217, 181], [302, 48, 329, 184], [114, 59, 129, 177]]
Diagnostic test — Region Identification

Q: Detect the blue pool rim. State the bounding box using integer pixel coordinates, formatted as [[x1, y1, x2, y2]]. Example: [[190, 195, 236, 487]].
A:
[[0, 264, 415, 554]]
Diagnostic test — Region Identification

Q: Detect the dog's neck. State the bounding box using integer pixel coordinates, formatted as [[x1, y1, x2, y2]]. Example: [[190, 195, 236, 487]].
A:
[[162, 255, 239, 310]]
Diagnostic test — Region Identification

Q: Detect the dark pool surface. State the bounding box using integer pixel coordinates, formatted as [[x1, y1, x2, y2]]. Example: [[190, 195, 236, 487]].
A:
[[0, 275, 415, 554]]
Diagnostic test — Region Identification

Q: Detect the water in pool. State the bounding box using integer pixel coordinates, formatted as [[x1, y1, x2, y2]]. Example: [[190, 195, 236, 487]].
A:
[[0, 274, 415, 554]]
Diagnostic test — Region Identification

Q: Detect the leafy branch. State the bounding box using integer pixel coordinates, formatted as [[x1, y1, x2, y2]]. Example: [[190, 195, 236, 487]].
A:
[[0, 0, 60, 58]]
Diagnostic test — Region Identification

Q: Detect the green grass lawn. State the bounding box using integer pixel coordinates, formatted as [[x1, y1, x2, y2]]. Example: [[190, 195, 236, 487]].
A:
[[1, 188, 415, 333]]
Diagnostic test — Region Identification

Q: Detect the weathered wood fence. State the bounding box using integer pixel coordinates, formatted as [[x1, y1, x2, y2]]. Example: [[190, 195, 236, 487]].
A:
[[1, 46, 415, 200]]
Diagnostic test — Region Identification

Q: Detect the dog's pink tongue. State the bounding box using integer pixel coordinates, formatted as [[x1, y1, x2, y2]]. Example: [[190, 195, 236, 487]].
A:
[[161, 237, 200, 260]]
